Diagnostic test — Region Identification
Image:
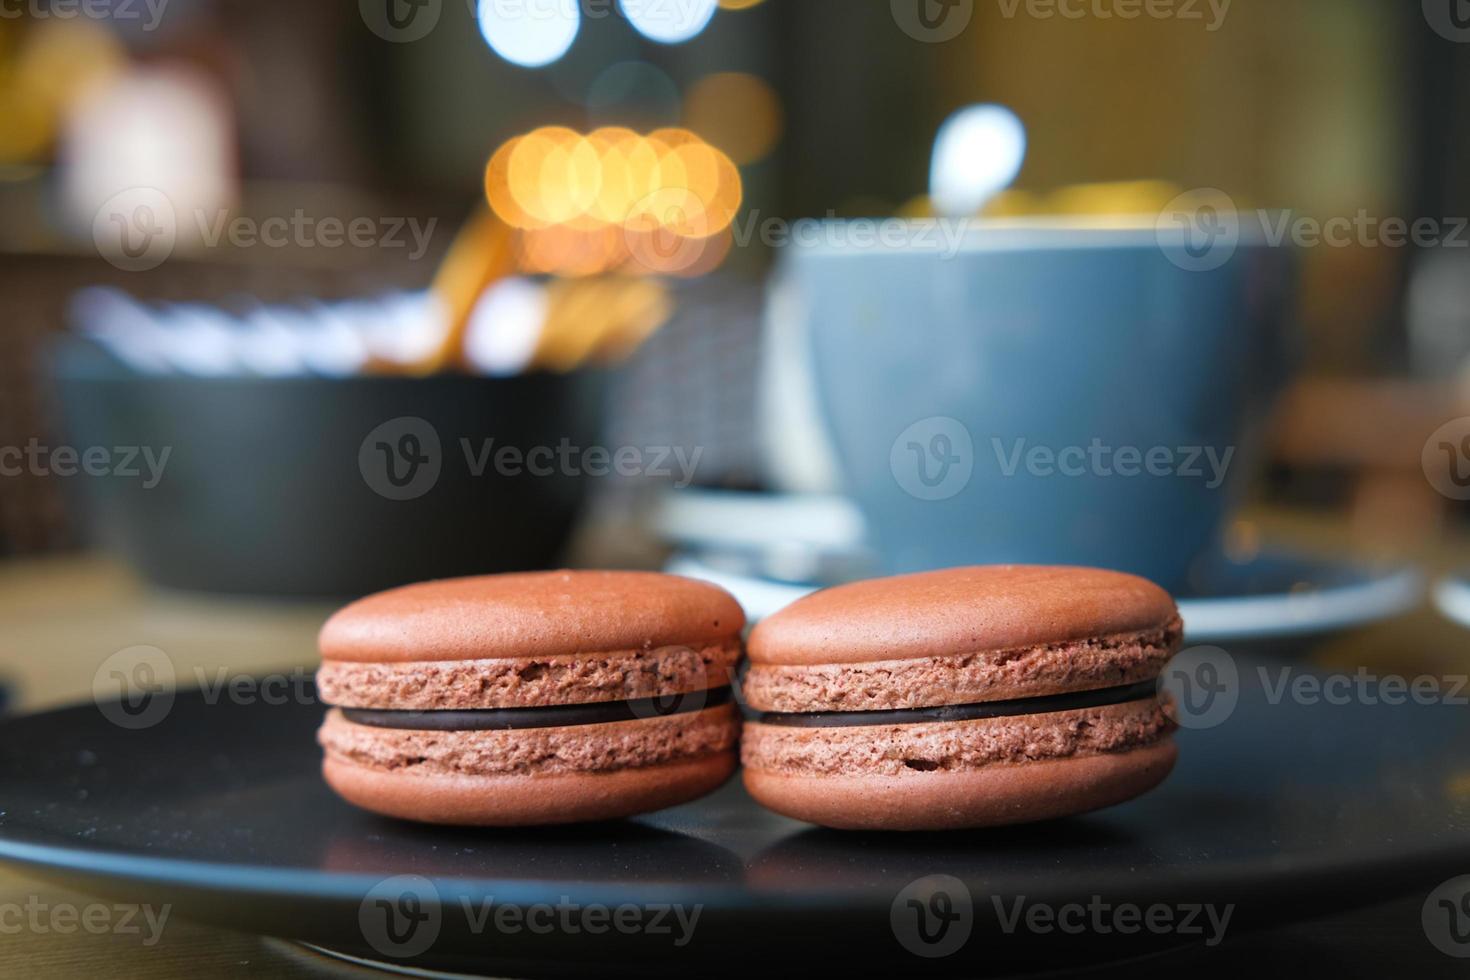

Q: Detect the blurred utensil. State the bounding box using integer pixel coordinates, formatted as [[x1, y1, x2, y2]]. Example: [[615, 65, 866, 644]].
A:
[[68, 207, 675, 380]]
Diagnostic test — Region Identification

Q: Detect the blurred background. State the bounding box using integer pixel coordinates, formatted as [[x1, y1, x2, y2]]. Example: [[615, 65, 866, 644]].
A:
[[1, 0, 1469, 694], [5, 2, 1470, 971]]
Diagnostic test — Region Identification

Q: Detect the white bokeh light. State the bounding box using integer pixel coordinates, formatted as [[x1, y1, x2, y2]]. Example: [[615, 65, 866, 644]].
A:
[[463, 277, 549, 376], [619, 0, 717, 44], [928, 104, 1027, 217], [477, 0, 580, 68]]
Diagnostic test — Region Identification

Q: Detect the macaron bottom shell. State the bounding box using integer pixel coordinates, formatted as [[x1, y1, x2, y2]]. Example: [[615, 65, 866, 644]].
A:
[[740, 696, 1177, 831], [318, 702, 739, 826], [742, 738, 1176, 831], [324, 752, 737, 826]]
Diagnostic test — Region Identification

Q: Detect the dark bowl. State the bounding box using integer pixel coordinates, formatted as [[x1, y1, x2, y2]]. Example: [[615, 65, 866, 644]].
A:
[[47, 338, 603, 597]]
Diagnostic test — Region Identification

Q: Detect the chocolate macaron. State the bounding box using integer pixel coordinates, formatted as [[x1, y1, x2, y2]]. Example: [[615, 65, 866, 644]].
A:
[[316, 570, 744, 825], [741, 565, 1182, 830]]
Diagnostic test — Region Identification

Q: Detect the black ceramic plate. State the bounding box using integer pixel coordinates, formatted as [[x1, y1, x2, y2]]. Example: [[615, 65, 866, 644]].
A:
[[1, 652, 1467, 977]]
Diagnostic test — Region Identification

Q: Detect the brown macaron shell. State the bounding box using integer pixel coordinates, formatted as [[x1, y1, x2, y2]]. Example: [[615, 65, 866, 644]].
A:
[[316, 570, 745, 825], [320, 569, 744, 663], [317, 640, 740, 711], [742, 740, 1177, 832], [747, 565, 1178, 667], [324, 753, 737, 826], [740, 565, 1182, 830], [320, 702, 740, 825]]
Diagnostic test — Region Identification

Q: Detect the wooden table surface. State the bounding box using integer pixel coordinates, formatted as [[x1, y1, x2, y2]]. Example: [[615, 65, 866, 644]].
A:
[[0, 509, 1467, 977]]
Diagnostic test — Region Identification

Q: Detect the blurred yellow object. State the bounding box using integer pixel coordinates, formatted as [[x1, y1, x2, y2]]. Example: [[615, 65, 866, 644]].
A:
[[0, 91, 52, 163], [895, 194, 936, 219], [0, 18, 125, 164], [530, 277, 671, 372], [403, 206, 674, 377], [1042, 180, 1184, 221], [683, 72, 783, 165], [418, 207, 515, 375], [718, 0, 765, 8], [979, 189, 1044, 218]]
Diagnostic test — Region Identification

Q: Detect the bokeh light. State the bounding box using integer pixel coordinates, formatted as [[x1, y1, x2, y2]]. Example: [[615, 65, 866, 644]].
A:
[[619, 0, 718, 45], [484, 124, 743, 278], [463, 277, 548, 375], [476, 0, 580, 68], [683, 72, 783, 165], [929, 104, 1027, 217]]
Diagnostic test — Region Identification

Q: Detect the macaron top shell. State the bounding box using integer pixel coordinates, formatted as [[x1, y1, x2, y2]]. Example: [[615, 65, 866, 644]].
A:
[[747, 565, 1177, 666], [320, 570, 745, 663]]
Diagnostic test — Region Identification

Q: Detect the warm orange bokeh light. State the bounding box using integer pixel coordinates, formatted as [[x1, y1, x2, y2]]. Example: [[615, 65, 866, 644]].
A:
[[484, 123, 743, 277], [683, 72, 783, 165]]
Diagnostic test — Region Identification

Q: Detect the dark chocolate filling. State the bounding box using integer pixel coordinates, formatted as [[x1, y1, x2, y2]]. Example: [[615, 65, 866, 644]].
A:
[[341, 686, 732, 731], [754, 680, 1160, 728]]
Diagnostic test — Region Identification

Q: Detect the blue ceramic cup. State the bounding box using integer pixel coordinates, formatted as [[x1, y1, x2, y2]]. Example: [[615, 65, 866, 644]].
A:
[[785, 220, 1296, 592]]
